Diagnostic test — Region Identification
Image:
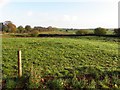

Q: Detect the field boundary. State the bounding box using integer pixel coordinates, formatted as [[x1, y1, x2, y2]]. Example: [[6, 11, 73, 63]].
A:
[[38, 34, 119, 37]]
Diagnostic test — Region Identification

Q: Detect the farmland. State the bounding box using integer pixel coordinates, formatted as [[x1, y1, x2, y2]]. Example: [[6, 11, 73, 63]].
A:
[[2, 36, 120, 89]]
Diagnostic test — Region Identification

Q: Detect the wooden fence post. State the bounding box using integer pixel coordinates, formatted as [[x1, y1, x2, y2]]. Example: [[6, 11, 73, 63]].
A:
[[18, 50, 22, 78]]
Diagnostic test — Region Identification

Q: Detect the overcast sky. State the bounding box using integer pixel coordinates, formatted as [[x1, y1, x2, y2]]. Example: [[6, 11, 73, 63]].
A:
[[0, 0, 119, 29]]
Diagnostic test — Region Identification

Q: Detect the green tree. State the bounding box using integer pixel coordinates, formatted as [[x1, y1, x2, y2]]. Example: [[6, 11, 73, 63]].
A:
[[94, 27, 107, 35], [76, 30, 89, 35], [3, 25, 9, 33], [25, 25, 31, 33], [114, 28, 120, 36], [17, 26, 24, 33]]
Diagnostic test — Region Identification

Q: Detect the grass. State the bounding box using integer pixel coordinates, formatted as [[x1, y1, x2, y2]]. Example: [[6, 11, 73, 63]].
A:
[[2, 36, 120, 89]]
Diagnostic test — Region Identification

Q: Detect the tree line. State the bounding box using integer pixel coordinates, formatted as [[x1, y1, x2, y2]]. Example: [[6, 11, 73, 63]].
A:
[[2, 21, 57, 33], [1, 21, 120, 36]]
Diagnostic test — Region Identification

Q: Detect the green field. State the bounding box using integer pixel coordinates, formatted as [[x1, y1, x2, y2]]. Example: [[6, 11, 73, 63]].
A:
[[2, 36, 120, 89]]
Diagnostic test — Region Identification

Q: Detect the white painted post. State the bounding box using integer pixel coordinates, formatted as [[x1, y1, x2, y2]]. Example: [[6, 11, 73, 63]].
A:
[[18, 50, 22, 78]]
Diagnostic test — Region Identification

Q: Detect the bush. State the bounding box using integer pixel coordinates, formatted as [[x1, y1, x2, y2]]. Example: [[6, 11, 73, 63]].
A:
[[30, 30, 39, 37], [6, 79, 16, 88], [47, 79, 64, 90], [114, 28, 120, 36], [76, 30, 89, 35], [94, 27, 107, 35]]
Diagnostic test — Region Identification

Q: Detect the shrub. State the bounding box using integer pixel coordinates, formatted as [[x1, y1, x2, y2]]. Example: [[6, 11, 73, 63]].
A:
[[47, 79, 64, 90], [30, 30, 39, 37], [6, 79, 16, 88], [94, 27, 107, 35], [76, 30, 89, 35], [114, 28, 120, 36]]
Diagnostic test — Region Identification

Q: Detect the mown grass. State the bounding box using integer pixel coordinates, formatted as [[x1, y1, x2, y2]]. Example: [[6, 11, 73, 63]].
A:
[[2, 36, 120, 89]]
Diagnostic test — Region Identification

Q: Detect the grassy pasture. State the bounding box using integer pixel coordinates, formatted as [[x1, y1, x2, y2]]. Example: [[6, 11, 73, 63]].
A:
[[2, 36, 120, 89]]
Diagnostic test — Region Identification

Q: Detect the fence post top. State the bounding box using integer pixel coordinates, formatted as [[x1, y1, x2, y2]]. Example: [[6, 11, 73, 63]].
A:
[[18, 49, 21, 51]]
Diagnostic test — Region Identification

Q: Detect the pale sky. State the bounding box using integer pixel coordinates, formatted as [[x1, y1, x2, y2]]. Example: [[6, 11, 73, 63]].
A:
[[0, 0, 119, 29]]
